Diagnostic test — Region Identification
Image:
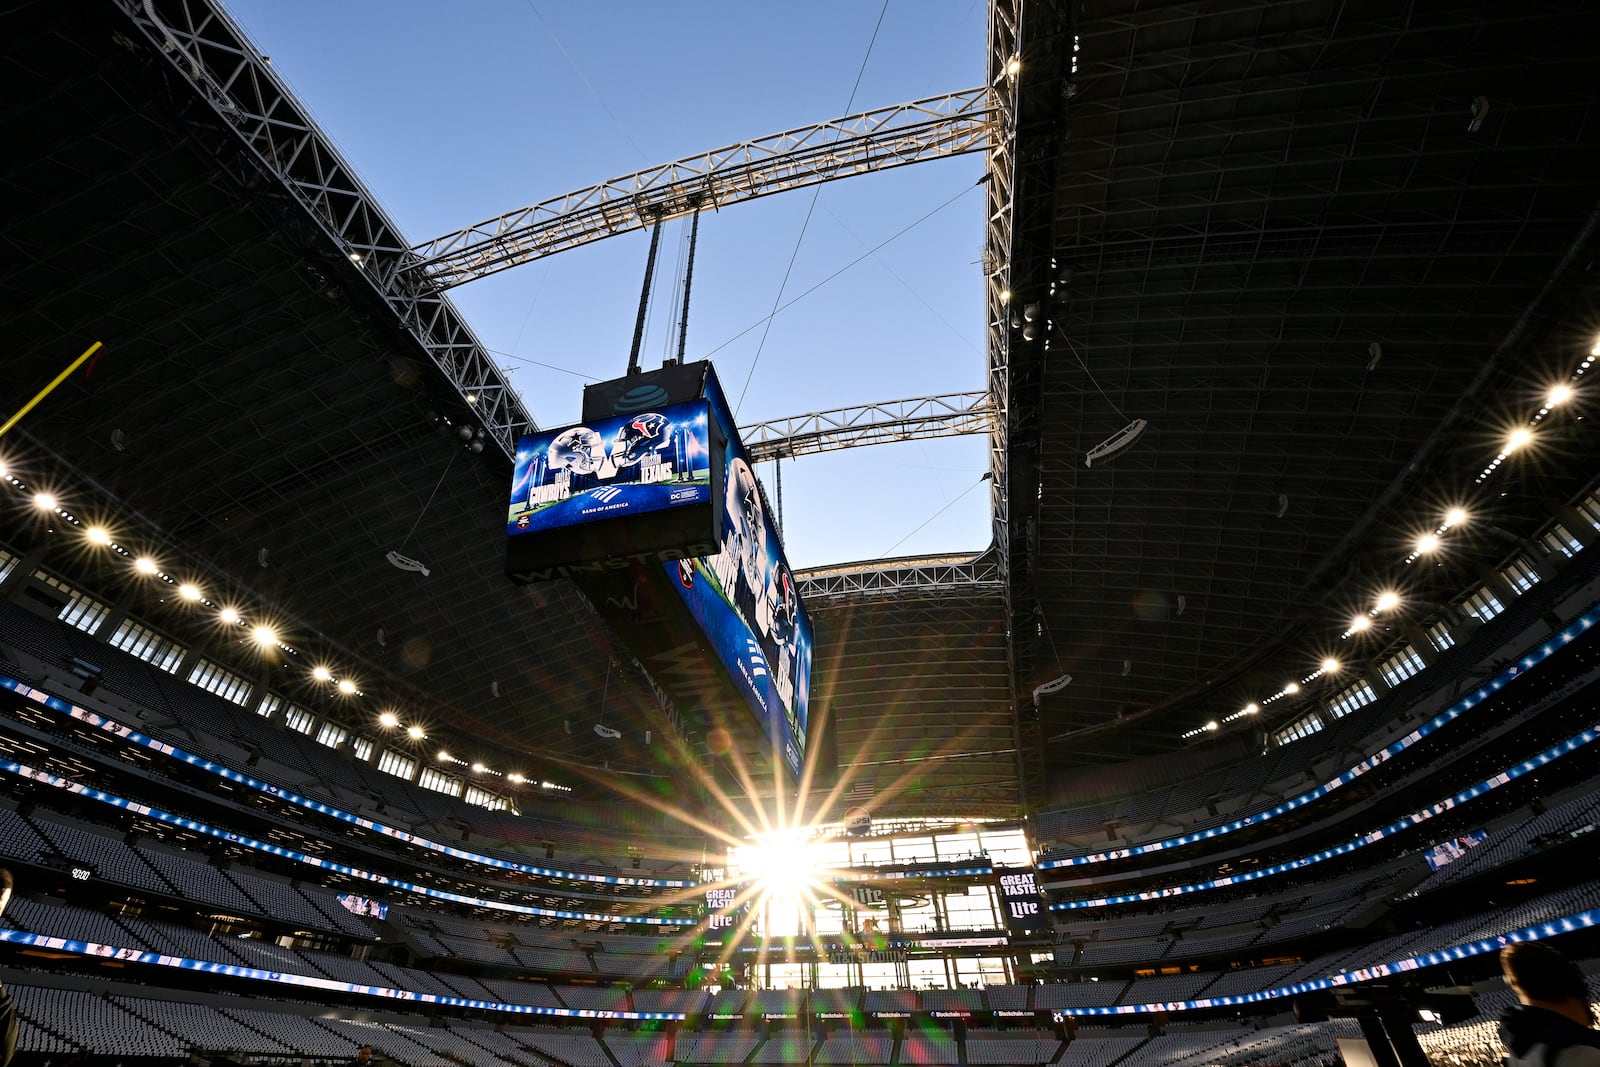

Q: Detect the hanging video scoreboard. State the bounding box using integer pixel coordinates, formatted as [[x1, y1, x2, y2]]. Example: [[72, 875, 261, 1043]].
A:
[[506, 361, 813, 783]]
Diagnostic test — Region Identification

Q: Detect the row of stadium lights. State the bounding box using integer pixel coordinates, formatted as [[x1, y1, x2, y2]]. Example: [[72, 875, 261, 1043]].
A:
[[1181, 346, 1594, 742], [0, 460, 551, 791]]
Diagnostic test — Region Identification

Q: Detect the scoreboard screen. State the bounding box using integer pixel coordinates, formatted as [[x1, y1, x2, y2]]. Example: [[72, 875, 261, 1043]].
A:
[[506, 399, 713, 536], [666, 371, 812, 779]]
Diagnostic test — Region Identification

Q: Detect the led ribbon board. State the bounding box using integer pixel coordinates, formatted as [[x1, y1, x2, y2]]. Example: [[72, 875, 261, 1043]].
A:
[[0, 754, 695, 925], [4, 909, 1595, 1020], [1041, 607, 1599, 870], [0, 674, 693, 889], [1051, 721, 1599, 910], [0, 927, 686, 1019]]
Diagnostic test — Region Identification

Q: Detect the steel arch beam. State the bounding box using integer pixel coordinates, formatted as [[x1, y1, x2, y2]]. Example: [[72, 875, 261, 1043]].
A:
[[116, 0, 540, 458], [797, 553, 1003, 602], [410, 89, 997, 290], [740, 392, 995, 463]]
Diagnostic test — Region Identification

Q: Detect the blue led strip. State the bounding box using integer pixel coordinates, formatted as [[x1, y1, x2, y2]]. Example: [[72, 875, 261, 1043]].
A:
[[1041, 608, 1600, 870], [4, 907, 1595, 1019], [0, 756, 696, 926], [1052, 721, 1600, 911], [0, 926, 685, 1019], [0, 674, 694, 888]]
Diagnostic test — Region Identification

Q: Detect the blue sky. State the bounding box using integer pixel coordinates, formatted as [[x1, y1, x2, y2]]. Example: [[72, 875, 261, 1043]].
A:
[[228, 0, 994, 569]]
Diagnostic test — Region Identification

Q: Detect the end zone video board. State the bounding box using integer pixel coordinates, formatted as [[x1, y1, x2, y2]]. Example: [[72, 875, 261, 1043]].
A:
[[666, 370, 812, 779], [507, 360, 812, 785], [506, 399, 719, 580]]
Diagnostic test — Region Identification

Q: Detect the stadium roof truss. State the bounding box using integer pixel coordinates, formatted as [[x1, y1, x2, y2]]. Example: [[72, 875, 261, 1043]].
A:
[[6, 0, 1599, 825]]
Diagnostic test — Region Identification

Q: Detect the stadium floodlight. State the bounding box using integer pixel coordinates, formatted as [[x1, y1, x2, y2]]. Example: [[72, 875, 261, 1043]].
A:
[[86, 526, 111, 545], [1084, 419, 1149, 468], [32, 492, 56, 510]]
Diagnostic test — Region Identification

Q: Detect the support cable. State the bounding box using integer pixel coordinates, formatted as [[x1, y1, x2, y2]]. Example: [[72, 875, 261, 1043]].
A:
[[627, 209, 665, 376], [676, 196, 704, 363]]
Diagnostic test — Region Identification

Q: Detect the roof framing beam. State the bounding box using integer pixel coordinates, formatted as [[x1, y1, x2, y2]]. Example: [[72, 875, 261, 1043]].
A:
[[740, 392, 995, 463], [798, 554, 1002, 602], [114, 0, 538, 458], [410, 89, 997, 290]]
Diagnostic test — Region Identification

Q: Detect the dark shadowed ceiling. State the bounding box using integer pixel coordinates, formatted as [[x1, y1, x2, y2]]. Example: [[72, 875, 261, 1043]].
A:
[[3, 0, 1598, 828]]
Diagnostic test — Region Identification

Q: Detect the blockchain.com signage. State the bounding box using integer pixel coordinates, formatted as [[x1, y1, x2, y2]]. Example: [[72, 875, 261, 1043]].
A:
[[666, 371, 812, 779]]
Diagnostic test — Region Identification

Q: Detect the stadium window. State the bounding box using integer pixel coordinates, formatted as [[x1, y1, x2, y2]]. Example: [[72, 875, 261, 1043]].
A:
[[463, 784, 507, 811], [1500, 556, 1541, 594], [186, 657, 254, 706], [377, 749, 417, 781], [350, 736, 374, 761], [0, 547, 18, 583], [1578, 490, 1600, 531], [976, 826, 1032, 867], [281, 704, 317, 735], [1539, 523, 1583, 558], [417, 766, 462, 797], [315, 721, 348, 749], [1424, 621, 1456, 652], [1379, 645, 1427, 688], [107, 619, 187, 674], [256, 693, 282, 719], [1325, 679, 1378, 719], [1461, 586, 1504, 622], [1273, 714, 1324, 747], [32, 569, 112, 635]]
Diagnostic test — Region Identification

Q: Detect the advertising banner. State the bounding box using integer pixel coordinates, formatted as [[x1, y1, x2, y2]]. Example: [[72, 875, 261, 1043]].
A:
[[995, 866, 1046, 937]]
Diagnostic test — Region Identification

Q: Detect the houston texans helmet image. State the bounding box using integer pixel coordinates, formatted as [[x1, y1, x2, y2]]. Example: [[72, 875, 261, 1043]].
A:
[[770, 564, 799, 647], [547, 426, 605, 474], [611, 411, 670, 467]]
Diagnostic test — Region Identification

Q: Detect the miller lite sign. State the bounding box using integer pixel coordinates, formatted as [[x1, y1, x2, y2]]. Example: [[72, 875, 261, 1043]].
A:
[[995, 866, 1045, 937]]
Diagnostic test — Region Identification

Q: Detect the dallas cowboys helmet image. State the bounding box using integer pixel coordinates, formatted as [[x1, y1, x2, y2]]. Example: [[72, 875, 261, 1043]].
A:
[[725, 457, 767, 580], [548, 426, 605, 474], [611, 411, 670, 467]]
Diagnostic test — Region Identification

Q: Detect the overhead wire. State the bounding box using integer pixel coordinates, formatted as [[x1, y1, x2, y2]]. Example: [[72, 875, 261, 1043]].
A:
[[735, 0, 893, 416], [704, 183, 978, 361], [878, 470, 987, 558]]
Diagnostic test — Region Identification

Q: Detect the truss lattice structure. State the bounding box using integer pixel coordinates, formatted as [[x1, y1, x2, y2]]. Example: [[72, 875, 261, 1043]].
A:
[[411, 90, 997, 290], [117, 0, 537, 457], [741, 392, 994, 463], [797, 554, 1002, 602]]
